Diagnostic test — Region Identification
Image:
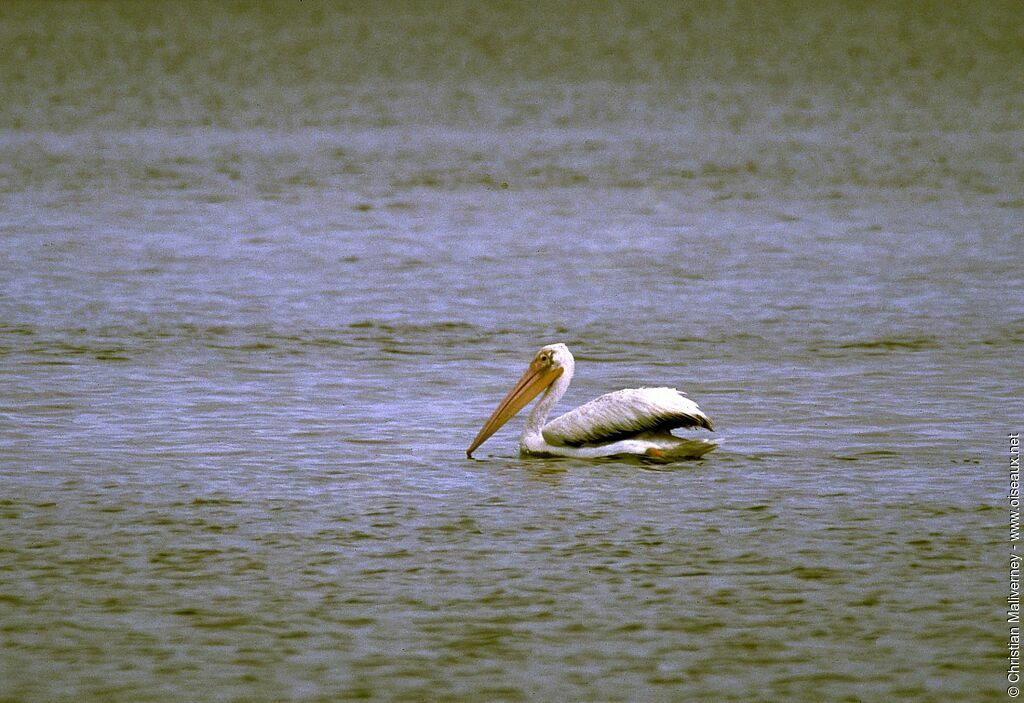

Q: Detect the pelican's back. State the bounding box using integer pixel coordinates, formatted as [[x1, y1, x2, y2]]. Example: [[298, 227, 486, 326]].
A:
[[541, 387, 713, 447]]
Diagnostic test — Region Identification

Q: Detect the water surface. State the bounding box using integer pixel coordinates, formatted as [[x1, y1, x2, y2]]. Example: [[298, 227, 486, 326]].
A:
[[1, 3, 1022, 701]]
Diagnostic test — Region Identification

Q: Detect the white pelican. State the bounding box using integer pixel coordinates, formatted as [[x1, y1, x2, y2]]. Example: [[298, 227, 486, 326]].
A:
[[466, 343, 717, 461]]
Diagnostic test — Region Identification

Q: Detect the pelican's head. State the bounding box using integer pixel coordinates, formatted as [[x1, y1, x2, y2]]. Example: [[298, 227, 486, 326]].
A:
[[466, 343, 574, 458], [539, 342, 574, 372]]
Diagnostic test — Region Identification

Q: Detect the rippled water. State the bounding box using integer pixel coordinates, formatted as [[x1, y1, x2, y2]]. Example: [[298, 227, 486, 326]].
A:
[[1, 4, 1022, 702]]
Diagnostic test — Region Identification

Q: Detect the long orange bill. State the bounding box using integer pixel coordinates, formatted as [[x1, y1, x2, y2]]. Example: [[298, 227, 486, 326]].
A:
[[466, 360, 563, 458]]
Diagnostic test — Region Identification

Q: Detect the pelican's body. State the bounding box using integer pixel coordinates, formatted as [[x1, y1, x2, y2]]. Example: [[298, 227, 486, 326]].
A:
[[467, 344, 717, 461]]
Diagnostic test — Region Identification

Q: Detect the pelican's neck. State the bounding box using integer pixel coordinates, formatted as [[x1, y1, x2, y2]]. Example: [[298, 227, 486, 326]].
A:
[[522, 363, 572, 440]]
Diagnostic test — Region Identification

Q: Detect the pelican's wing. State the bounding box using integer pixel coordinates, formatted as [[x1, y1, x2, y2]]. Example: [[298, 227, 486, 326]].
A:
[[542, 387, 713, 447]]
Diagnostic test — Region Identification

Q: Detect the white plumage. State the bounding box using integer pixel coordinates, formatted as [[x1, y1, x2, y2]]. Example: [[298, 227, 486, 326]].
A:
[[467, 343, 717, 461], [542, 387, 713, 447]]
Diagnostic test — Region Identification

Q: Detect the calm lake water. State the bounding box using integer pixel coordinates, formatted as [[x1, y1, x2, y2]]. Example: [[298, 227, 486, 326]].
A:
[[1, 3, 1022, 701]]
